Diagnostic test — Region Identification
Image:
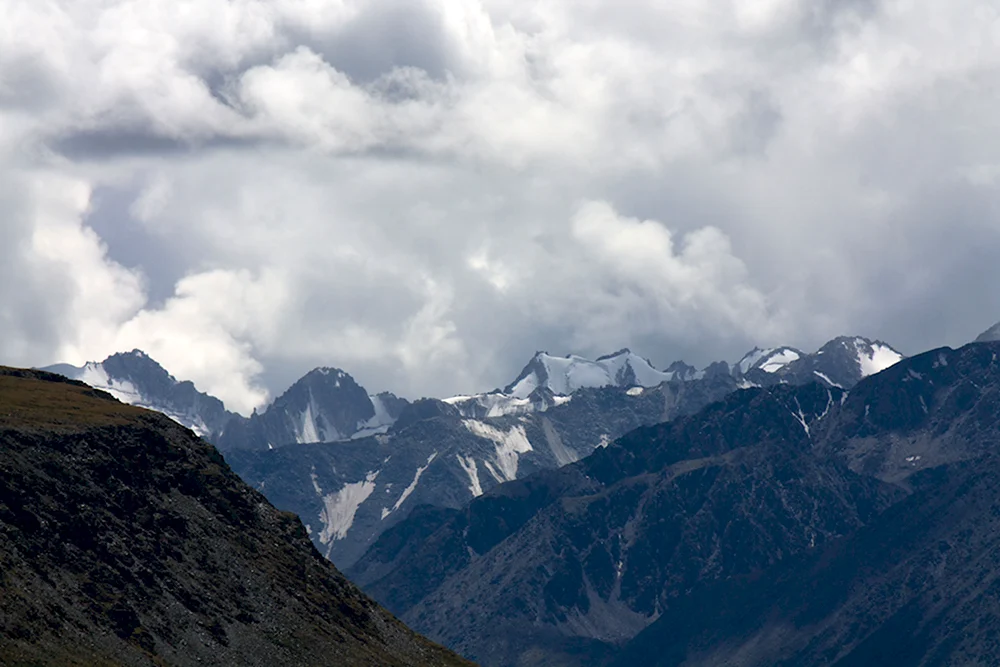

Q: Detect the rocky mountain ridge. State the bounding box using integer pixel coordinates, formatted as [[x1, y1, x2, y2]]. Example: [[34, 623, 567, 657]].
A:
[[43, 336, 904, 450], [346, 341, 1000, 666], [43, 337, 905, 570]]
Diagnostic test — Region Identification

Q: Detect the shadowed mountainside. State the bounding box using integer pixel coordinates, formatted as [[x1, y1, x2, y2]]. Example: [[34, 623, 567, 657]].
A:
[[0, 367, 472, 667], [349, 342, 1000, 667]]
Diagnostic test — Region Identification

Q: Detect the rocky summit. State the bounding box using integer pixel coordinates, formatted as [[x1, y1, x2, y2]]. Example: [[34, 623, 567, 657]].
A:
[[0, 367, 470, 667]]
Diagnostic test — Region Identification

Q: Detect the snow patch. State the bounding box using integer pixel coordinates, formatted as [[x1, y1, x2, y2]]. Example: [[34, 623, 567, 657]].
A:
[[74, 362, 211, 436], [736, 348, 774, 374], [813, 371, 843, 389], [626, 387, 644, 396], [857, 341, 903, 377], [383, 452, 437, 518], [317, 470, 379, 553], [77, 362, 142, 404], [541, 418, 579, 467], [293, 393, 341, 443], [445, 393, 536, 418], [463, 420, 533, 482], [509, 351, 676, 399], [760, 349, 800, 373], [358, 394, 396, 432], [790, 399, 810, 437], [456, 454, 483, 497]]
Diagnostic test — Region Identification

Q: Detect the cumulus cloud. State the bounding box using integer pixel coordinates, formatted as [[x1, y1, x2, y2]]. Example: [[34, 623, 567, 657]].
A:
[[2, 0, 1000, 413]]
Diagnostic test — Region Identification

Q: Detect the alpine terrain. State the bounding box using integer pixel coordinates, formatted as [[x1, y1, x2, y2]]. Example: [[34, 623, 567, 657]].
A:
[[45, 338, 904, 569], [348, 340, 1000, 666]]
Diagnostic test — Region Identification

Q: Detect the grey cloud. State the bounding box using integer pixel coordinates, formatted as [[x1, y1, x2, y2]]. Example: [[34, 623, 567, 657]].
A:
[[51, 129, 263, 161], [728, 90, 784, 156], [290, 0, 456, 84], [0, 182, 63, 362], [83, 186, 195, 306], [2, 0, 1000, 412]]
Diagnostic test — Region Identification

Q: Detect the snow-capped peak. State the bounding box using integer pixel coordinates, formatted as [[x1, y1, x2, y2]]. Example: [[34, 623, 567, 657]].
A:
[[735, 346, 803, 375], [260, 368, 408, 444], [443, 349, 682, 419], [852, 338, 904, 377], [504, 350, 677, 399], [39, 351, 229, 439]]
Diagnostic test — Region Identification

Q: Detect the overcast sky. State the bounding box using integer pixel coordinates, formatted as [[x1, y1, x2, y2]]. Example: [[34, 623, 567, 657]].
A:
[[2, 0, 999, 414]]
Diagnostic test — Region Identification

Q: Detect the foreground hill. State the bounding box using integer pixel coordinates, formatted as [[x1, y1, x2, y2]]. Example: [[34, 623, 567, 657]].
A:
[[0, 367, 471, 667]]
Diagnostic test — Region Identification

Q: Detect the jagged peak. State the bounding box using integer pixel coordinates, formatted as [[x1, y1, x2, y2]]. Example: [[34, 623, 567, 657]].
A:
[[279, 367, 368, 401], [596, 348, 632, 361], [734, 346, 802, 375], [307, 366, 350, 377], [108, 348, 150, 359], [665, 360, 695, 373]]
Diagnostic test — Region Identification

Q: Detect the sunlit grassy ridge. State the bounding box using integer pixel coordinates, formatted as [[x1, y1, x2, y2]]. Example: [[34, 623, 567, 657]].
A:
[[0, 367, 147, 432]]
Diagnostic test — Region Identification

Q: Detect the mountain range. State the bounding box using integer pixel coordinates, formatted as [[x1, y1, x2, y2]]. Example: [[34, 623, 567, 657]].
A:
[[43, 336, 903, 568], [347, 338, 1000, 666], [22, 321, 1000, 665]]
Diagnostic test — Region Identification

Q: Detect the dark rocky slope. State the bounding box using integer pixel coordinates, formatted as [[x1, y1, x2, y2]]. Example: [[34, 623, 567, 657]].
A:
[[348, 383, 902, 666], [0, 368, 471, 667], [613, 459, 1000, 666], [351, 342, 1000, 667], [611, 341, 1000, 666], [226, 376, 742, 568]]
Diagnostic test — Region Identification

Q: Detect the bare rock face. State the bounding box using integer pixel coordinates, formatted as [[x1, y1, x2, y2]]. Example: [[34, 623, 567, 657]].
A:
[[0, 367, 470, 667]]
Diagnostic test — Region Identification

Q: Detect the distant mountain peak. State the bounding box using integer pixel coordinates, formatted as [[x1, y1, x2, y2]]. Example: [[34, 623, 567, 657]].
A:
[[596, 348, 633, 361], [502, 349, 677, 399], [309, 366, 349, 377], [732, 336, 903, 390], [734, 346, 804, 375], [40, 351, 233, 439], [976, 321, 1000, 343]]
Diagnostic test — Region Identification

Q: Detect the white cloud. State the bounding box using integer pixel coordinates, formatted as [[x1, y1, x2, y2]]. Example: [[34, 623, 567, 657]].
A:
[[2, 0, 1000, 412]]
